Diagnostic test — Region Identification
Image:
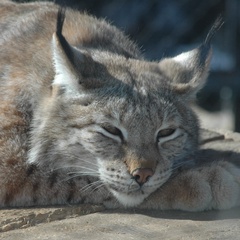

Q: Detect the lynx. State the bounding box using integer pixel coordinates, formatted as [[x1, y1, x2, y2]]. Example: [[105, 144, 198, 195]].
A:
[[0, 0, 239, 211]]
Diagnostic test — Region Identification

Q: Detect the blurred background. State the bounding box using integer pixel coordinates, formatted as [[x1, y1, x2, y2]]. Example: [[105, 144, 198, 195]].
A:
[[14, 0, 240, 132]]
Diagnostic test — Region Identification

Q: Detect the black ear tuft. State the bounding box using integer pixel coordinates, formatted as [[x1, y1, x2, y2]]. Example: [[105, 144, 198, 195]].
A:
[[197, 15, 224, 69], [55, 7, 77, 68], [56, 7, 66, 38], [204, 15, 224, 46]]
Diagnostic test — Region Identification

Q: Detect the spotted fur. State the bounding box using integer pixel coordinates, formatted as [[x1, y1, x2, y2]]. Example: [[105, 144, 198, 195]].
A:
[[0, 1, 239, 211]]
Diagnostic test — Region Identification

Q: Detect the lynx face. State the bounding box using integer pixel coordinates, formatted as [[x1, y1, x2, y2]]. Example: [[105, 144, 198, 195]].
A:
[[27, 10, 210, 206], [30, 59, 199, 206]]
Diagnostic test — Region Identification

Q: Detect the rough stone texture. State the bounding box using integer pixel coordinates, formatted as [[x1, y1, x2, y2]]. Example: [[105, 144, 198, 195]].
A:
[[0, 129, 240, 239], [0, 205, 104, 233], [1, 208, 240, 240]]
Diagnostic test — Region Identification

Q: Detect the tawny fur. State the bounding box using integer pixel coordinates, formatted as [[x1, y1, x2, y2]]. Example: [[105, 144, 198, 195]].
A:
[[0, 0, 239, 211]]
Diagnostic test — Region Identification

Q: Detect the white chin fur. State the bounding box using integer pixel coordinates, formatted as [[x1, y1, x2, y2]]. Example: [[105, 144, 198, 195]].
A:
[[111, 190, 147, 207]]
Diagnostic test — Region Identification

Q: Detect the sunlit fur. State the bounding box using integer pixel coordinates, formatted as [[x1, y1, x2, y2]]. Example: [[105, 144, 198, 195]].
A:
[[0, 1, 239, 211]]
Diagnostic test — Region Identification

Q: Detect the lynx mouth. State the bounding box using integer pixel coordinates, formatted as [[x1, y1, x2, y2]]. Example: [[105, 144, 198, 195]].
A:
[[110, 189, 149, 207], [108, 182, 162, 207]]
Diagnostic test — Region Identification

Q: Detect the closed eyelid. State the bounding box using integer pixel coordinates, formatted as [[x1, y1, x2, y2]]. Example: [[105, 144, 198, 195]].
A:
[[101, 124, 124, 140], [155, 126, 180, 143], [97, 122, 128, 141]]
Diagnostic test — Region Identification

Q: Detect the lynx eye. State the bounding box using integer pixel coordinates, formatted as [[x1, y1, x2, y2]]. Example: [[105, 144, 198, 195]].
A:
[[101, 124, 123, 140], [157, 128, 176, 141]]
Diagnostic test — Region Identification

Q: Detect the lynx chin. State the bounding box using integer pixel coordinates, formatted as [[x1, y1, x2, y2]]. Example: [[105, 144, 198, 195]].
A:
[[0, 0, 239, 211]]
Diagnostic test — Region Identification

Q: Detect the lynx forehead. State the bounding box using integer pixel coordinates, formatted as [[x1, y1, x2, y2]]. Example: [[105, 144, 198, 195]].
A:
[[1, 1, 239, 212]]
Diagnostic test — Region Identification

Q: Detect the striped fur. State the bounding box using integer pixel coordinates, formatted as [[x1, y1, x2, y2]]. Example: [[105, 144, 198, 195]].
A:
[[0, 1, 239, 211]]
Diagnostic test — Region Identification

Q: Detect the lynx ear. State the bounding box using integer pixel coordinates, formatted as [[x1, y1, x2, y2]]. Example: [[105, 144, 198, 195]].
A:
[[52, 8, 100, 93], [159, 17, 223, 98], [159, 45, 212, 98]]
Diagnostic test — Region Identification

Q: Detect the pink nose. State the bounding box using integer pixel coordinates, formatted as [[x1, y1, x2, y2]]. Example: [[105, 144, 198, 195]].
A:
[[131, 168, 154, 186]]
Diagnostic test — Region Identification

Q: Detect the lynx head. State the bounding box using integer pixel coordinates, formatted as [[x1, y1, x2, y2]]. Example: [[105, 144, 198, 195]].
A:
[[28, 9, 218, 207]]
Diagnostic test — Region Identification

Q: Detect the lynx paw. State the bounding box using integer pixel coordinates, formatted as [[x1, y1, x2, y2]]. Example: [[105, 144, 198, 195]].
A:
[[208, 161, 240, 209], [143, 161, 240, 211], [178, 161, 240, 211]]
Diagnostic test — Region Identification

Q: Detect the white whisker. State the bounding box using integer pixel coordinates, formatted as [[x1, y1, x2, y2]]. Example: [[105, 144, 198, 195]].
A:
[[62, 154, 99, 167], [88, 183, 105, 194], [67, 171, 98, 175], [172, 159, 194, 171], [60, 173, 100, 183], [49, 164, 98, 174], [81, 180, 104, 193]]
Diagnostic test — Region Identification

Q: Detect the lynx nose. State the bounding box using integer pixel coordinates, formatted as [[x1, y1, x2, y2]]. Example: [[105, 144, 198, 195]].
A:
[[131, 168, 154, 186]]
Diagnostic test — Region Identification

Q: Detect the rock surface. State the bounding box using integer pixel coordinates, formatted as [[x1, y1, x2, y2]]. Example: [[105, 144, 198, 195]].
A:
[[1, 208, 240, 240], [1, 129, 240, 239], [0, 205, 104, 233]]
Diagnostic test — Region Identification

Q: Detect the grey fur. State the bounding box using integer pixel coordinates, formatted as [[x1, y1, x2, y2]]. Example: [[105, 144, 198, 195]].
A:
[[0, 1, 239, 211]]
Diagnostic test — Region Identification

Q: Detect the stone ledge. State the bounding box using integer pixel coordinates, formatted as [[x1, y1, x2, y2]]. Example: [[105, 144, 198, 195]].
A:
[[0, 204, 104, 233], [1, 208, 240, 240]]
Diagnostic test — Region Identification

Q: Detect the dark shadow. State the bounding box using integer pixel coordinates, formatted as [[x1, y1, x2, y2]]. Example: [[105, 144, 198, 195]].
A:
[[102, 206, 240, 221]]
